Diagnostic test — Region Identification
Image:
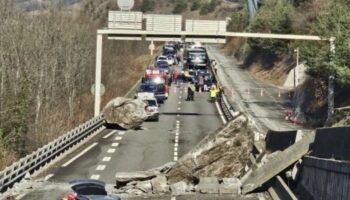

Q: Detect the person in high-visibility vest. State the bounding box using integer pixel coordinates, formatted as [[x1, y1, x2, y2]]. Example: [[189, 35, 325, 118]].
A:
[[210, 84, 217, 103]]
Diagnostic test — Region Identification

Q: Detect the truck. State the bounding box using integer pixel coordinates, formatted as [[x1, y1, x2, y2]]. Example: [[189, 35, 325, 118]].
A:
[[183, 47, 210, 81]]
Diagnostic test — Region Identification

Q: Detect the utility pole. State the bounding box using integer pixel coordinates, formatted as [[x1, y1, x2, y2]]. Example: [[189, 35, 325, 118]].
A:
[[294, 47, 299, 89], [94, 34, 103, 117], [327, 37, 336, 120]]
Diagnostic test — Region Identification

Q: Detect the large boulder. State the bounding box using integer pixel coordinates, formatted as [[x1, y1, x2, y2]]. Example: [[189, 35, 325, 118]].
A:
[[102, 97, 150, 129]]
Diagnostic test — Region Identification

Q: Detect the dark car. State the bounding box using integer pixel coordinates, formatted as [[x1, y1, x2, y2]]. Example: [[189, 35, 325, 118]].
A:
[[137, 82, 167, 103], [155, 61, 170, 74], [65, 179, 121, 200], [163, 47, 176, 56]]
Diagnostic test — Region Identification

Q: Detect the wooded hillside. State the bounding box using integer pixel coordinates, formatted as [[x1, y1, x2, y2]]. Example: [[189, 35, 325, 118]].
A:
[[0, 0, 150, 169]]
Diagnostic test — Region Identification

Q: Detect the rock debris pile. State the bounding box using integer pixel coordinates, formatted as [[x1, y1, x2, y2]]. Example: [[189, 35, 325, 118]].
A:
[[113, 114, 253, 196]]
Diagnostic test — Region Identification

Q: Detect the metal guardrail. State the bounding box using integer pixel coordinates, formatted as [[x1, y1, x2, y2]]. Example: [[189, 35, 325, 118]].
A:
[[0, 115, 105, 193]]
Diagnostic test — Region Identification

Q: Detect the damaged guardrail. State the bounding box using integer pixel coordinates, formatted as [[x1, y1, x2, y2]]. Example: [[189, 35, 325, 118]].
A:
[[0, 115, 105, 193]]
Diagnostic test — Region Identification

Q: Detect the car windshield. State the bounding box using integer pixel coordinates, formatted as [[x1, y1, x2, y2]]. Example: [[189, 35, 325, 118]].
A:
[[156, 84, 165, 92], [156, 61, 168, 66], [189, 52, 207, 60], [158, 65, 169, 69], [146, 100, 157, 107], [140, 84, 156, 92], [158, 57, 167, 60]]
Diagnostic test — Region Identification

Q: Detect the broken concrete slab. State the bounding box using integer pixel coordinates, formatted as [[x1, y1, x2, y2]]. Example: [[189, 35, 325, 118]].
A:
[[219, 178, 241, 194], [136, 180, 152, 193], [241, 131, 315, 194], [198, 177, 219, 194], [170, 181, 189, 195], [151, 175, 169, 194], [167, 114, 253, 184], [115, 171, 157, 188]]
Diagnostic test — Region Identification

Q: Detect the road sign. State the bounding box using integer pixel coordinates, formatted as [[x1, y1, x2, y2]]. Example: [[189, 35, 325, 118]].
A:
[[148, 41, 155, 55], [145, 14, 182, 32], [91, 83, 105, 96], [108, 11, 142, 30], [117, 0, 134, 11], [186, 20, 227, 33]]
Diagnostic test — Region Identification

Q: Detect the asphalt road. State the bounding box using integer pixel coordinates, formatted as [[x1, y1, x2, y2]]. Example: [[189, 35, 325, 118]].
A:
[[20, 70, 223, 199], [207, 45, 302, 133]]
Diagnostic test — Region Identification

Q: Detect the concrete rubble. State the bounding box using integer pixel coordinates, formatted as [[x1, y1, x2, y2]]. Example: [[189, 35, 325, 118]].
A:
[[113, 114, 253, 197], [102, 97, 150, 129]]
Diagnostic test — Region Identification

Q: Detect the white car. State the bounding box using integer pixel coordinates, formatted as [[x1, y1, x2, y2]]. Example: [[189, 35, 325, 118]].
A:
[[137, 93, 159, 121], [166, 55, 176, 65], [144, 97, 159, 121], [157, 55, 175, 66]]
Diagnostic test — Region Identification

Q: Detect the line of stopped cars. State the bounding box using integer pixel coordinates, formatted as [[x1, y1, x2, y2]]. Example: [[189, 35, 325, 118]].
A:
[[63, 43, 216, 200], [135, 41, 215, 121]]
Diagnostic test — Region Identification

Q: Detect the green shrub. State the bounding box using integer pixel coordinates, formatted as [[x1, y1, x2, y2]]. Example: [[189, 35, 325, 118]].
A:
[[173, 0, 187, 14], [199, 0, 221, 15], [301, 1, 350, 87], [191, 0, 201, 11], [249, 0, 294, 54], [141, 0, 155, 12]]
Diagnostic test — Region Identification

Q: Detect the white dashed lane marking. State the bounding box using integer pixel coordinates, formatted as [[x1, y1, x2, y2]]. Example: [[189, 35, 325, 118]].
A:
[[115, 136, 123, 141], [90, 175, 100, 180], [103, 130, 117, 139], [112, 142, 119, 147], [62, 142, 98, 167], [107, 148, 116, 153], [96, 165, 106, 171], [102, 157, 111, 162], [118, 131, 125, 135]]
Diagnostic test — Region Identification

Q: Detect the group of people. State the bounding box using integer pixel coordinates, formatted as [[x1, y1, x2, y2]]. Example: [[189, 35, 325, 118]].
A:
[[186, 83, 223, 102]]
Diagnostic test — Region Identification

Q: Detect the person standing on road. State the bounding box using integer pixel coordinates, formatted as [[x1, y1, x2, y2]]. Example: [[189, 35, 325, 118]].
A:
[[198, 75, 204, 92], [186, 84, 194, 101], [172, 71, 178, 85], [217, 85, 223, 102], [210, 84, 217, 103], [190, 83, 196, 101]]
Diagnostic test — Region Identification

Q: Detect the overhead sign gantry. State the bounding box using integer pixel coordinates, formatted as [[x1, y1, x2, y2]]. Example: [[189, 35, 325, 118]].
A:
[[93, 2, 335, 117]]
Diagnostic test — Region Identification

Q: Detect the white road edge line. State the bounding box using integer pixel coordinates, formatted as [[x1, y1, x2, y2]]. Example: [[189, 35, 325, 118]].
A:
[[215, 101, 227, 124], [44, 174, 54, 181], [62, 142, 98, 167], [103, 130, 117, 139]]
